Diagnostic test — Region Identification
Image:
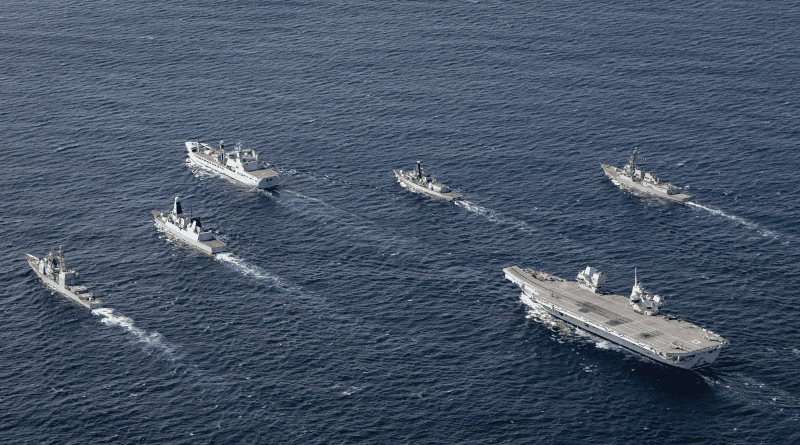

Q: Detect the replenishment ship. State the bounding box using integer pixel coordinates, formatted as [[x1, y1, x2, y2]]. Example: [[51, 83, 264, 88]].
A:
[[393, 161, 462, 201], [26, 247, 104, 310], [504, 265, 727, 369], [152, 197, 227, 254], [602, 148, 692, 203], [186, 140, 280, 189]]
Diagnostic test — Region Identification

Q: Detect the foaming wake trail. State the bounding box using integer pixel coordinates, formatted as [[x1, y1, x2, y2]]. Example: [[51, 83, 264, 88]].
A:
[[708, 373, 800, 410], [686, 202, 778, 239], [455, 200, 536, 233], [214, 253, 373, 332], [215, 253, 303, 296], [92, 308, 177, 358]]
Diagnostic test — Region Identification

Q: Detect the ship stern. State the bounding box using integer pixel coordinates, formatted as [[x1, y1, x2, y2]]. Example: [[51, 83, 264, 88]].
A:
[[257, 175, 280, 189]]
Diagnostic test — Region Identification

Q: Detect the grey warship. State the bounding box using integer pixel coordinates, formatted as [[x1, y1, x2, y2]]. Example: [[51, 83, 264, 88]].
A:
[[504, 265, 727, 369], [26, 247, 104, 310], [393, 161, 462, 201], [602, 148, 692, 203], [152, 197, 227, 254]]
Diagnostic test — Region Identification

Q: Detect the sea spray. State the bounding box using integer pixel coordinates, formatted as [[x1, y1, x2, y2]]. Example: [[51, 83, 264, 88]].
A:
[[455, 200, 536, 233], [687, 202, 778, 239], [214, 253, 304, 296], [92, 308, 177, 358]]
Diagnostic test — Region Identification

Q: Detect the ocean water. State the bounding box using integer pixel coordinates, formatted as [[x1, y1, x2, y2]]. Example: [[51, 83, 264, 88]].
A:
[[2, 0, 799, 443]]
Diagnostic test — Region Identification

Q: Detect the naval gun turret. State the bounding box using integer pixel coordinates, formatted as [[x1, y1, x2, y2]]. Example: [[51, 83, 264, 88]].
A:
[[576, 266, 605, 293], [629, 269, 664, 316]]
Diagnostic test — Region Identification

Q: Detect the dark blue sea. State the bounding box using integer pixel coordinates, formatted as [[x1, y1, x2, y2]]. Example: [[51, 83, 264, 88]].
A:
[[2, 1, 800, 443]]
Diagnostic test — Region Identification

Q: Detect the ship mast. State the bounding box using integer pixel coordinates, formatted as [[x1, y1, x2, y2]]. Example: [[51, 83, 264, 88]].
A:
[[629, 147, 639, 168], [57, 245, 64, 272]]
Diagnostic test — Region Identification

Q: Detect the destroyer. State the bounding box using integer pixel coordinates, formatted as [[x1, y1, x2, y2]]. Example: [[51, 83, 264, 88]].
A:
[[504, 265, 727, 369], [393, 161, 462, 201], [602, 148, 691, 203], [186, 140, 280, 189], [26, 247, 104, 310], [152, 197, 227, 254]]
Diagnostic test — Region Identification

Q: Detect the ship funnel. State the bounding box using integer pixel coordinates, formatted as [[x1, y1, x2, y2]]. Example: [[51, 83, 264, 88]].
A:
[[173, 197, 183, 215]]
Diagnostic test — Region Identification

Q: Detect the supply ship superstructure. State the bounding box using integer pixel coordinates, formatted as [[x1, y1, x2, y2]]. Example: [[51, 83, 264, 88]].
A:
[[602, 148, 691, 203], [504, 265, 727, 369], [186, 140, 280, 189], [26, 247, 104, 310], [393, 161, 462, 201], [152, 197, 227, 254]]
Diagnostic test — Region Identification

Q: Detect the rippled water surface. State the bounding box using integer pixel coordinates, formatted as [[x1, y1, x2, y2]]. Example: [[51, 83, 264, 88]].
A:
[[2, 1, 799, 443]]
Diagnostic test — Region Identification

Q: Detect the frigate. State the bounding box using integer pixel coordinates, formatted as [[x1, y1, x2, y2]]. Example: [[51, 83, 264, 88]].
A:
[[602, 148, 692, 203], [504, 265, 728, 369], [186, 140, 280, 189], [152, 197, 227, 254], [393, 161, 462, 201], [26, 247, 104, 310]]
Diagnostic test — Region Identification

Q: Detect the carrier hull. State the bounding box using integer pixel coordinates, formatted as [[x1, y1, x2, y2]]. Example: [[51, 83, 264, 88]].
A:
[[505, 266, 726, 370]]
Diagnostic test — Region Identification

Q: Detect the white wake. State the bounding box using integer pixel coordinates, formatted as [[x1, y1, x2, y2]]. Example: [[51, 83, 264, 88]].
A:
[[455, 200, 535, 233], [92, 308, 176, 358], [686, 202, 778, 239], [215, 253, 303, 296]]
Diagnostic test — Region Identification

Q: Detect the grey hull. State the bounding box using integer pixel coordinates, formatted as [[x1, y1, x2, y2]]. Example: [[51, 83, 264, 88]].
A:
[[26, 253, 104, 310], [152, 211, 227, 254], [393, 170, 462, 201], [505, 266, 726, 370], [602, 164, 692, 203]]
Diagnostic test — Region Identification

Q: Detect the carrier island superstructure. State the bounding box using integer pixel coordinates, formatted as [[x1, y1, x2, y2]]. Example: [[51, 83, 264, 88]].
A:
[[504, 265, 727, 369], [26, 247, 104, 310], [602, 148, 692, 203], [186, 140, 280, 189], [393, 161, 462, 201], [152, 197, 227, 254]]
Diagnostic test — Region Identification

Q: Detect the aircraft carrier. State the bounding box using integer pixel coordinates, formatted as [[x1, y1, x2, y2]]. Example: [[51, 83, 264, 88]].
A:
[[186, 140, 280, 189], [393, 161, 462, 201], [602, 148, 692, 203], [26, 247, 104, 310], [152, 197, 227, 254], [504, 265, 727, 369]]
